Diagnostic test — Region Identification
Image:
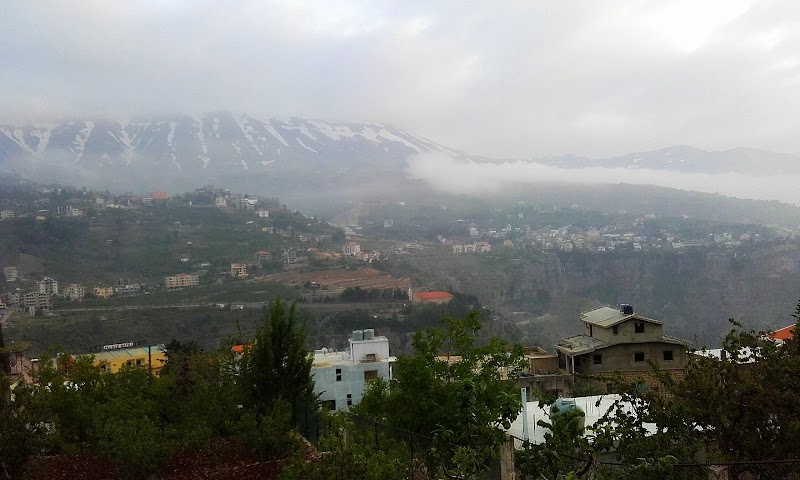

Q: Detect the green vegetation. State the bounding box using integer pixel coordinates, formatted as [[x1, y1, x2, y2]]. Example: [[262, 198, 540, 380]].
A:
[[0, 299, 309, 478]]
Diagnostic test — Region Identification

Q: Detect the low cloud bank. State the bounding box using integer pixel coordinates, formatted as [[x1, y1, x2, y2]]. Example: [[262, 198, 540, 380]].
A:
[[406, 153, 800, 206]]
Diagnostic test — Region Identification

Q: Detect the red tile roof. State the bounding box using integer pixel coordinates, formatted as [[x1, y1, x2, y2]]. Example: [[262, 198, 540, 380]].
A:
[[768, 324, 795, 341], [415, 291, 454, 300]]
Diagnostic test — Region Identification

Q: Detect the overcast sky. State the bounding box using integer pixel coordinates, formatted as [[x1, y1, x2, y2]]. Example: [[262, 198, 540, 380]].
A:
[[2, 0, 800, 158]]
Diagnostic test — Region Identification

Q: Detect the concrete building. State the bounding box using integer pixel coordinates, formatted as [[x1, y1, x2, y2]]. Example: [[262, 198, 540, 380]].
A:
[[516, 347, 574, 398], [63, 284, 86, 301], [3, 266, 18, 282], [93, 286, 114, 298], [254, 250, 272, 264], [22, 292, 50, 314], [230, 263, 248, 277], [343, 242, 362, 256], [39, 277, 59, 296], [555, 305, 691, 393], [114, 284, 141, 296], [215, 196, 227, 207], [90, 344, 167, 376], [312, 329, 395, 411], [165, 273, 200, 290], [0, 209, 14, 220]]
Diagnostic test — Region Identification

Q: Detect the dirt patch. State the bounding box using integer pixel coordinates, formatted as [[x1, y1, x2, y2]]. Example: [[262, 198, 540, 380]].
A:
[[262, 267, 410, 294]]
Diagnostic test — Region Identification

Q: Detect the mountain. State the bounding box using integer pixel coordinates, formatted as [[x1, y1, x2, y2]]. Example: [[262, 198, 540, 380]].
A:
[[532, 145, 800, 175], [0, 112, 469, 199]]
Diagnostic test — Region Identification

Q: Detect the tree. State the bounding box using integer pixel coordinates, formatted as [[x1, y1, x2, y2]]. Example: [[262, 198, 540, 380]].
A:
[[360, 311, 526, 479], [241, 297, 315, 421]]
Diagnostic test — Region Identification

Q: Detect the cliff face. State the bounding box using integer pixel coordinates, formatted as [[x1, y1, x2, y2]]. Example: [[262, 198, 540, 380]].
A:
[[402, 244, 800, 346]]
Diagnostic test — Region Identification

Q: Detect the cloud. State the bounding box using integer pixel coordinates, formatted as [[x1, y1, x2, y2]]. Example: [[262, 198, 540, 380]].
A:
[[2, 1, 800, 159], [406, 153, 800, 206]]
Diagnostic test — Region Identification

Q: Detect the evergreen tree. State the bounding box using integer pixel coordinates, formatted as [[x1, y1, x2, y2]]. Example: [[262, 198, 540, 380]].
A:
[[241, 297, 315, 421]]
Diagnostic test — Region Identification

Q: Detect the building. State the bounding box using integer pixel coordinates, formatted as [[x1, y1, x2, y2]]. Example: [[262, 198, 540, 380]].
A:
[[22, 292, 50, 314], [516, 347, 575, 398], [343, 242, 362, 256], [93, 286, 114, 298], [3, 266, 18, 282], [114, 284, 141, 296], [63, 284, 86, 301], [555, 304, 691, 393], [39, 277, 59, 296], [90, 344, 167, 376], [0, 209, 14, 220], [282, 250, 298, 265], [230, 263, 248, 277], [215, 196, 227, 207], [165, 273, 200, 290], [411, 290, 454, 304], [312, 329, 395, 411], [256, 209, 270, 218], [254, 251, 272, 264], [767, 324, 795, 345]]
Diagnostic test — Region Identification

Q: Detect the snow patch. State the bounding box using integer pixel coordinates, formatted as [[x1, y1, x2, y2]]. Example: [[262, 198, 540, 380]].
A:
[[282, 124, 317, 140], [360, 127, 379, 142], [71, 121, 95, 163], [234, 114, 263, 156], [377, 128, 421, 152], [297, 138, 318, 153], [167, 122, 181, 170], [265, 123, 289, 147]]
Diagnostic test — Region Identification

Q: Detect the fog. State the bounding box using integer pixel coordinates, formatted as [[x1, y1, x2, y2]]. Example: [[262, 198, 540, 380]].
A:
[[406, 153, 800, 206]]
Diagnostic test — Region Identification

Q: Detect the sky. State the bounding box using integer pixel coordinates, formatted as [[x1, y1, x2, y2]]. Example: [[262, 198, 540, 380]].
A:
[[2, 0, 800, 159]]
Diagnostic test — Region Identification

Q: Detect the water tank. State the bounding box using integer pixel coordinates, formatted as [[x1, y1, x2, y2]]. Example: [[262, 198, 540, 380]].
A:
[[620, 304, 633, 315], [352, 330, 364, 341], [363, 329, 375, 340]]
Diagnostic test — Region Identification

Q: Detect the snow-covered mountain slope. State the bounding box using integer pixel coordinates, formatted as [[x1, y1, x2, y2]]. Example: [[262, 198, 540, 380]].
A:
[[0, 112, 469, 189]]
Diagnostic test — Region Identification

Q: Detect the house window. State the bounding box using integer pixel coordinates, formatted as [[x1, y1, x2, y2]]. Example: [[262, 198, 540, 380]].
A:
[[335, 368, 342, 381], [634, 352, 645, 362], [135, 359, 143, 366], [346, 394, 353, 407], [663, 350, 674, 361], [634, 322, 645, 333], [322, 400, 336, 411], [364, 370, 379, 381], [612, 325, 618, 335], [593, 354, 602, 365]]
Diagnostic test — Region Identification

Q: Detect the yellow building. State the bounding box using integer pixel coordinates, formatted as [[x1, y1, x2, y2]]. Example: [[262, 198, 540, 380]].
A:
[[91, 345, 167, 376], [93, 286, 114, 298]]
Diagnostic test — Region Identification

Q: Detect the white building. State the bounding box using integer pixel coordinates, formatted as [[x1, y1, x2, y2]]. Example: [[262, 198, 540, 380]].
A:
[[39, 277, 59, 296], [63, 284, 86, 301], [312, 329, 395, 411], [343, 242, 362, 256], [3, 266, 18, 282]]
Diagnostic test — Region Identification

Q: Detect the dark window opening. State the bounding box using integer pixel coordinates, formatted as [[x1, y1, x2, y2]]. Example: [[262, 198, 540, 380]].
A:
[[346, 394, 352, 406], [634, 352, 645, 362], [612, 325, 619, 335], [335, 368, 342, 381], [364, 369, 378, 381], [593, 354, 602, 365], [322, 400, 336, 410], [663, 350, 674, 361], [634, 322, 645, 333]]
